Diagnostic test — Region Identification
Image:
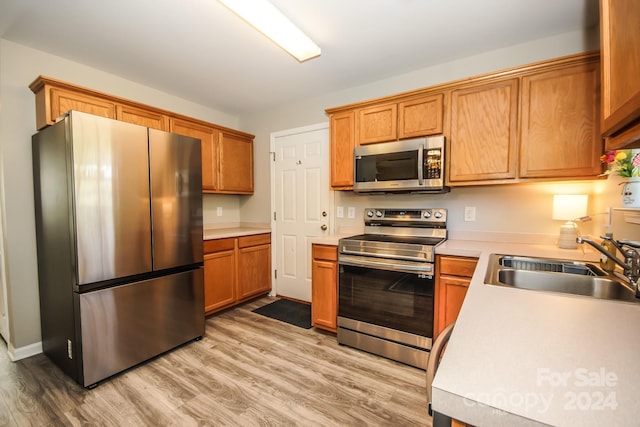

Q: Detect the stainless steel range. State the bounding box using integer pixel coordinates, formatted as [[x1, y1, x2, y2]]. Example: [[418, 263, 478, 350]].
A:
[[337, 208, 447, 369]]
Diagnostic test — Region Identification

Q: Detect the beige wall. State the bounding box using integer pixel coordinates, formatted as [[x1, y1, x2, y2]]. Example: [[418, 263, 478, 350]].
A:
[[0, 39, 241, 357]]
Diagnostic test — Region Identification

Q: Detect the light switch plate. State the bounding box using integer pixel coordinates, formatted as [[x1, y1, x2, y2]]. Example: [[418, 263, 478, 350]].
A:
[[347, 207, 356, 219], [464, 206, 476, 222], [216, 206, 223, 217], [337, 206, 344, 218]]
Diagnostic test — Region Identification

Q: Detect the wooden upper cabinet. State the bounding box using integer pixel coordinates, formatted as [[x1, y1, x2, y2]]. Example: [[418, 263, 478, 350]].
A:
[[357, 103, 398, 144], [520, 61, 601, 178], [218, 132, 254, 194], [330, 111, 355, 189], [449, 78, 519, 183], [30, 76, 255, 195], [169, 118, 220, 192], [48, 87, 117, 127], [600, 0, 640, 149], [116, 104, 168, 131], [398, 93, 444, 139]]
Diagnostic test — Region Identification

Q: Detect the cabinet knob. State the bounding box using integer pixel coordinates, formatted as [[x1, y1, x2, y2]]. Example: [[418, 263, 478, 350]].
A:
[[322, 211, 328, 217], [321, 224, 328, 231]]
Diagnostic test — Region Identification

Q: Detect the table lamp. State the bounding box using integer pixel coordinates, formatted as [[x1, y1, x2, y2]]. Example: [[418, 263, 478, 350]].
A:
[[552, 194, 588, 249]]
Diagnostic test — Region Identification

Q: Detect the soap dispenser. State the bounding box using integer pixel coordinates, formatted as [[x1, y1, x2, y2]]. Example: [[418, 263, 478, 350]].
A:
[[600, 227, 616, 272]]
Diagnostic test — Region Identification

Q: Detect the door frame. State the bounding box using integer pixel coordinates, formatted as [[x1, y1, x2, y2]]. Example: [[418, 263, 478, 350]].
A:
[[269, 122, 334, 297]]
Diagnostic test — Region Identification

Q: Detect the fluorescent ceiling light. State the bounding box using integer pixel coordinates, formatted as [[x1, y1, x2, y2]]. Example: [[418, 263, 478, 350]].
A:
[[218, 0, 321, 62]]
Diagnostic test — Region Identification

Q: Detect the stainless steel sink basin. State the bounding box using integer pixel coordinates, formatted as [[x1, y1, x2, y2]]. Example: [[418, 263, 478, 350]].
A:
[[485, 254, 640, 303]]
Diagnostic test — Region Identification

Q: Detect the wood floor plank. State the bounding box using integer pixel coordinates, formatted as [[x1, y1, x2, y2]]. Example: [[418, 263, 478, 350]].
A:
[[0, 297, 431, 426]]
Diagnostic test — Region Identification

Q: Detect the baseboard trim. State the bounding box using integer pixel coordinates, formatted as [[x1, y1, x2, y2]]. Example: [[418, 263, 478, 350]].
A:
[[8, 341, 43, 361]]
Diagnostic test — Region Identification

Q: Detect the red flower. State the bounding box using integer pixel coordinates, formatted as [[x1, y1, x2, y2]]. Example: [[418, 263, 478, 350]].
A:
[[600, 151, 617, 164]]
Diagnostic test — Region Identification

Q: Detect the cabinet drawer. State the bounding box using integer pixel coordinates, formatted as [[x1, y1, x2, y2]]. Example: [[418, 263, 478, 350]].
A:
[[439, 256, 478, 278], [238, 233, 271, 248], [312, 244, 338, 261], [204, 238, 236, 253]]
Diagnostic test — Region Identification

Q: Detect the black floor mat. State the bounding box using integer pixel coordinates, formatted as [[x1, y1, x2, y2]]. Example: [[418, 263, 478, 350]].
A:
[[252, 299, 312, 329]]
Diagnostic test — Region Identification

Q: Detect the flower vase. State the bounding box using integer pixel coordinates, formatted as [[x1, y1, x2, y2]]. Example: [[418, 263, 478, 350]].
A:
[[622, 177, 640, 208]]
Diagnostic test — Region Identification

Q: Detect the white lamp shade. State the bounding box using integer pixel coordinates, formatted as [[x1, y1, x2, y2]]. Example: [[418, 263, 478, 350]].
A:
[[552, 194, 588, 221]]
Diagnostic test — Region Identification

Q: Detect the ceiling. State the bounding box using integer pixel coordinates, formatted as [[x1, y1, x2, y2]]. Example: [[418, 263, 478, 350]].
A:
[[0, 0, 599, 116]]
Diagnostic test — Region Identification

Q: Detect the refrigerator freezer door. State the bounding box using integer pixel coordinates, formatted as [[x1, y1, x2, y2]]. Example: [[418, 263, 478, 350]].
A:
[[71, 111, 152, 285], [78, 268, 204, 387], [149, 129, 203, 270]]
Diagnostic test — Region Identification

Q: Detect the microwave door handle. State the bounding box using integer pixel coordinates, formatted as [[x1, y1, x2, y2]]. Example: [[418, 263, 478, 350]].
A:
[[418, 146, 424, 185]]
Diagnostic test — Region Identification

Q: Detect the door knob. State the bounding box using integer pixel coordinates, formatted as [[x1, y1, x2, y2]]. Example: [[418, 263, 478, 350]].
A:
[[321, 224, 328, 231]]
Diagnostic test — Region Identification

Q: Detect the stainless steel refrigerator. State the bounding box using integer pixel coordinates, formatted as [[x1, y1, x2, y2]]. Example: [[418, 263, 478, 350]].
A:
[[32, 110, 204, 388]]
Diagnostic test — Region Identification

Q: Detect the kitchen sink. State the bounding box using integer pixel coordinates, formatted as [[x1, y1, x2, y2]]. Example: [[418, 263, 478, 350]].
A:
[[485, 254, 640, 303]]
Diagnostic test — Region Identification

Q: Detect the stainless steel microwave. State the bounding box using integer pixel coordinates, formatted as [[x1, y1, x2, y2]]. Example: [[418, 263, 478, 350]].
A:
[[353, 136, 447, 193]]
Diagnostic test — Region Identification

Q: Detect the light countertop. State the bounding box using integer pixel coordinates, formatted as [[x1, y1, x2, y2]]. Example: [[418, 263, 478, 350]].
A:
[[203, 226, 271, 240], [432, 240, 640, 426]]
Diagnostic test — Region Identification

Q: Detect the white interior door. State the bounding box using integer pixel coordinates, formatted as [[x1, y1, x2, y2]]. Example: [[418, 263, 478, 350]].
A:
[[271, 123, 330, 302]]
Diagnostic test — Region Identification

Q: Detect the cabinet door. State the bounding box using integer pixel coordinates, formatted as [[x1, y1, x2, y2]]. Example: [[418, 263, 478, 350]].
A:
[[204, 250, 236, 314], [520, 62, 602, 178], [398, 93, 444, 139], [434, 256, 477, 338], [116, 104, 168, 131], [237, 244, 271, 300], [51, 88, 116, 123], [435, 275, 470, 338], [219, 132, 254, 194], [330, 111, 355, 189], [311, 245, 337, 332], [449, 79, 519, 183], [600, 0, 640, 142], [357, 103, 397, 144], [170, 118, 219, 191]]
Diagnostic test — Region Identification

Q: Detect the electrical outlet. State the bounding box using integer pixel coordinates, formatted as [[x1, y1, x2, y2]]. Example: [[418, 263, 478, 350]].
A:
[[464, 206, 476, 222], [216, 206, 223, 217], [337, 206, 344, 218], [347, 207, 356, 219]]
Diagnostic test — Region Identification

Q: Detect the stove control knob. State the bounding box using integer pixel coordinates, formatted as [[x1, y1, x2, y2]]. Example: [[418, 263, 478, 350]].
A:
[[423, 210, 432, 218], [366, 210, 374, 218], [434, 211, 443, 219], [375, 210, 383, 218]]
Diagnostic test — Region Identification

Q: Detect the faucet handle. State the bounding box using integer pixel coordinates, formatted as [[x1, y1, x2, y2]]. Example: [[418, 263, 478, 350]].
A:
[[619, 239, 640, 249]]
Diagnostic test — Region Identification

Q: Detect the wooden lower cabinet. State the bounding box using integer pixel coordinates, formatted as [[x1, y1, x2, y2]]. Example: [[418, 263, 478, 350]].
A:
[[434, 255, 478, 338], [311, 244, 338, 332], [203, 233, 271, 315], [237, 234, 271, 300]]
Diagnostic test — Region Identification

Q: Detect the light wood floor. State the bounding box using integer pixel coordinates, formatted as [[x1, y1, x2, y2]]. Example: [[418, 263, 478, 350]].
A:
[[0, 297, 432, 426]]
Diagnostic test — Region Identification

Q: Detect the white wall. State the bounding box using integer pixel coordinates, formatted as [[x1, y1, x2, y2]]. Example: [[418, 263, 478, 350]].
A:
[[0, 39, 242, 357], [239, 28, 607, 241]]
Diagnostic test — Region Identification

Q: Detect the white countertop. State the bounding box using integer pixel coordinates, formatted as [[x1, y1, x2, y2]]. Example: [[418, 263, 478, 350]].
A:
[[432, 240, 640, 426], [203, 226, 271, 240]]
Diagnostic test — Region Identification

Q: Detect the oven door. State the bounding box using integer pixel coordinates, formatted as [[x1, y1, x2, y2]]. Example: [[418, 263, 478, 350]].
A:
[[338, 254, 434, 339]]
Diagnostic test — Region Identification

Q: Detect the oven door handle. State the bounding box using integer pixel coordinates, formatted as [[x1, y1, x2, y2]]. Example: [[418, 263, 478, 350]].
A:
[[339, 254, 433, 277]]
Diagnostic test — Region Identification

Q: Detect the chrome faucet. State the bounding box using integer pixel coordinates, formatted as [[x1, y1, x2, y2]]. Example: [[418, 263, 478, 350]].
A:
[[576, 236, 640, 298]]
